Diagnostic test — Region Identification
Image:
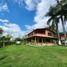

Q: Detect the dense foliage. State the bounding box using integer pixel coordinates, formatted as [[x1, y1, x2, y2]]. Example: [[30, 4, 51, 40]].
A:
[[46, 0, 67, 45]]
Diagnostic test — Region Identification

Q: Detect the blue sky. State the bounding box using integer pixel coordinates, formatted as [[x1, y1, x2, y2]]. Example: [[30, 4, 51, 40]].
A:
[[0, 0, 67, 38], [0, 0, 35, 30]]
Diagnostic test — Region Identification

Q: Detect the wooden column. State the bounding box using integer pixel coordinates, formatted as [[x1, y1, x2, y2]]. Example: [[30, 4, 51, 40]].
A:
[[35, 37, 36, 44], [42, 38, 43, 45], [42, 38, 43, 43]]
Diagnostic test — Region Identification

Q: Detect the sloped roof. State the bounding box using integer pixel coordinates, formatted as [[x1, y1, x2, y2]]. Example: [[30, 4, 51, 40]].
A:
[[27, 27, 55, 35]]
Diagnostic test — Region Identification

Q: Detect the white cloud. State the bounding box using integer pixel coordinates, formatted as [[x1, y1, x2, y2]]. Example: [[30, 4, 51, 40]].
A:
[[58, 21, 67, 32], [0, 19, 25, 39], [25, 17, 48, 30], [65, 22, 67, 32], [14, 0, 40, 11], [0, 0, 66, 37], [24, 0, 39, 11], [14, 0, 24, 7], [0, 3, 9, 12], [25, 0, 57, 31], [0, 19, 9, 23], [4, 23, 25, 38], [58, 22, 63, 32], [14, 0, 67, 33], [34, 0, 56, 23]]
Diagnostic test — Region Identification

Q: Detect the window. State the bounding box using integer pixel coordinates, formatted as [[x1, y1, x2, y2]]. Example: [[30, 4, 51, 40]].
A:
[[36, 30, 45, 34], [48, 32, 52, 36]]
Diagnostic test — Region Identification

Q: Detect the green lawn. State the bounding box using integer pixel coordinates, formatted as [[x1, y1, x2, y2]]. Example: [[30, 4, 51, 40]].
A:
[[0, 45, 67, 67]]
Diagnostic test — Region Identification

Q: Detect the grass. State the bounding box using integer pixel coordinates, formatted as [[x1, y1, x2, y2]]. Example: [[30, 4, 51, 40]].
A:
[[0, 45, 67, 67]]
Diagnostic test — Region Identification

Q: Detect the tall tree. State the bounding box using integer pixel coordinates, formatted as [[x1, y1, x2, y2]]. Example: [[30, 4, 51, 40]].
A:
[[0, 28, 3, 47], [0, 35, 12, 47], [46, 6, 60, 45], [56, 0, 67, 45], [0, 28, 3, 36], [46, 0, 67, 45]]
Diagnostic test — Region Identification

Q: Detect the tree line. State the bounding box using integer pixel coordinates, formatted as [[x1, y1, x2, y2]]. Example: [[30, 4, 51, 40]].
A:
[[0, 28, 23, 48]]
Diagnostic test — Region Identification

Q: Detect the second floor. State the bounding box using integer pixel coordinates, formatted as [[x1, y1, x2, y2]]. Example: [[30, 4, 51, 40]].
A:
[[27, 28, 56, 38]]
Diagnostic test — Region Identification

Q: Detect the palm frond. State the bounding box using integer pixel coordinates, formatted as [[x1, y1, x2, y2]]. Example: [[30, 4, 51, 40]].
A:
[[47, 17, 52, 25]]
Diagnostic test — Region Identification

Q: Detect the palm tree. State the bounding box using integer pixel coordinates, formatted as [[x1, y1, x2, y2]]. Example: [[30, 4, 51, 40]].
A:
[[56, 0, 67, 45], [46, 0, 67, 45], [46, 6, 60, 45]]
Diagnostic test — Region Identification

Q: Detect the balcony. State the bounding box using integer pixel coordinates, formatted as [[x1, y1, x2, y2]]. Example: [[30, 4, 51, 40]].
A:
[[28, 33, 56, 39]]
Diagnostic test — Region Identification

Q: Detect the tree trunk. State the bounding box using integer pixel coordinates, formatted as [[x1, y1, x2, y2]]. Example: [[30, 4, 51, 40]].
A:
[[62, 21, 66, 46], [56, 22, 61, 45], [3, 41, 5, 48]]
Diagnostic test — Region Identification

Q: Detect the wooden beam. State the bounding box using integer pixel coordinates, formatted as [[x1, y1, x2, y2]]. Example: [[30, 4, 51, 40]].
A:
[[42, 38, 43, 43], [35, 37, 36, 43]]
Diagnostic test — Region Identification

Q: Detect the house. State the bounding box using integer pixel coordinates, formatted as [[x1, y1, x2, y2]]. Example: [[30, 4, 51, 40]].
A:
[[60, 33, 67, 44], [26, 28, 57, 46], [60, 33, 67, 40]]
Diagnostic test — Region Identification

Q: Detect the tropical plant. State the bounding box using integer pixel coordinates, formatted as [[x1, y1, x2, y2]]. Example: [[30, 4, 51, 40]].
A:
[[46, 6, 60, 45], [0, 35, 12, 47], [46, 0, 67, 45], [55, 0, 67, 45]]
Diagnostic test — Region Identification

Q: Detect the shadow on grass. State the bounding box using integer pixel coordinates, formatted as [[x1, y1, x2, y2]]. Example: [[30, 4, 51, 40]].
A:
[[0, 55, 7, 61]]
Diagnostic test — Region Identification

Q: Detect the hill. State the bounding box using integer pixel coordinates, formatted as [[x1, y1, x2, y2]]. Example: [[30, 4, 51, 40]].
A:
[[0, 45, 67, 67]]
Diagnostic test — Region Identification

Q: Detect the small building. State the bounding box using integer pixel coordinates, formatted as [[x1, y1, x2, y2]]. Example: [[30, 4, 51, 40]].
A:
[[60, 33, 67, 44], [26, 28, 57, 46]]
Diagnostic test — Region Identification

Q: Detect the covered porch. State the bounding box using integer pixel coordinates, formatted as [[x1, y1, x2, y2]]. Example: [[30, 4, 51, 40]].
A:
[[26, 36, 57, 46]]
